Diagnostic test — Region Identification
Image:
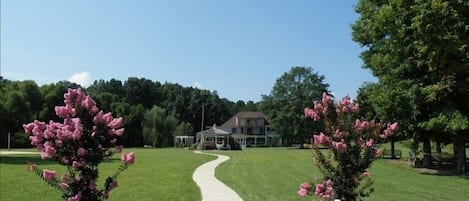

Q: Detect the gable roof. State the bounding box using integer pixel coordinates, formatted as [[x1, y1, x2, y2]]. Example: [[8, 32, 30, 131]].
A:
[[221, 111, 270, 127], [197, 124, 230, 135]]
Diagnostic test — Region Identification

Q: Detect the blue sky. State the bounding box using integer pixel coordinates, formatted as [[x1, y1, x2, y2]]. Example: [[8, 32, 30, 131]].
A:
[[1, 0, 376, 102]]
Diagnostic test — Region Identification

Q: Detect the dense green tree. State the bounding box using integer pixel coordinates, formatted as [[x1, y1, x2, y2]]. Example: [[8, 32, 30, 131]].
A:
[[353, 0, 469, 172], [261, 66, 329, 146], [141, 106, 179, 147], [174, 122, 193, 136], [124, 77, 160, 108], [38, 82, 68, 122], [356, 82, 419, 158], [111, 102, 145, 147], [0, 80, 43, 147]]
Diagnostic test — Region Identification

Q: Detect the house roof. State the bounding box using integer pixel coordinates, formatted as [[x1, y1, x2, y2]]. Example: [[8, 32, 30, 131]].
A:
[[221, 111, 270, 127], [197, 124, 230, 135]]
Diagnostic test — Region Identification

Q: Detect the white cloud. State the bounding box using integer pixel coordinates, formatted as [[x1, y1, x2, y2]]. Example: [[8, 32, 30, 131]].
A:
[[193, 82, 203, 89], [68, 71, 90, 87]]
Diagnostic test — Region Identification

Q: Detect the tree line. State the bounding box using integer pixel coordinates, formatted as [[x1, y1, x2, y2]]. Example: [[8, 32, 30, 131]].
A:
[[0, 77, 259, 148]]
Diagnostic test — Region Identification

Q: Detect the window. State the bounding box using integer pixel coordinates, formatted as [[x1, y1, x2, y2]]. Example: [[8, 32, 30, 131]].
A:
[[232, 127, 237, 133]]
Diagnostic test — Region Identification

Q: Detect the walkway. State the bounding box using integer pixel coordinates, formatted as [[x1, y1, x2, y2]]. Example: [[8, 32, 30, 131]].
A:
[[192, 151, 244, 201], [0, 151, 38, 155]]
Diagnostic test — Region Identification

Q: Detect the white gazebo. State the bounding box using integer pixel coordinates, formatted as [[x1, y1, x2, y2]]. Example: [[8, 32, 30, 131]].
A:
[[173, 135, 194, 148], [197, 124, 231, 150]]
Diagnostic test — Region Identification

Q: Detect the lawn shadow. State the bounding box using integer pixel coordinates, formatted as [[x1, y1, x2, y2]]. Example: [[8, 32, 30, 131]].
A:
[[0, 155, 56, 165], [383, 158, 469, 179], [0, 155, 121, 165], [417, 161, 469, 179]]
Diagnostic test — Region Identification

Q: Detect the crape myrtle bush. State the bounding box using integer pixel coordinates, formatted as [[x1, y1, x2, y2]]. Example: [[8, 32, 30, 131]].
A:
[[298, 93, 398, 201], [24, 88, 135, 201]]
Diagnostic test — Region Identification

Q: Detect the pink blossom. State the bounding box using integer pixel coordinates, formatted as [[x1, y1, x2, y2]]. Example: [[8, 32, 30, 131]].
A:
[[68, 193, 82, 201], [115, 145, 123, 153], [81, 95, 96, 111], [72, 161, 85, 168], [314, 179, 334, 199], [77, 147, 87, 157], [389, 122, 398, 132], [55, 140, 63, 147], [300, 182, 311, 190], [304, 108, 315, 119], [366, 139, 374, 148], [93, 111, 105, 124], [333, 129, 345, 139], [64, 88, 84, 105], [351, 103, 360, 112], [43, 169, 56, 181], [121, 152, 135, 165], [108, 117, 123, 129], [321, 92, 331, 105], [61, 173, 69, 183], [23, 123, 35, 133], [332, 141, 347, 152], [103, 112, 113, 124], [313, 133, 328, 145], [314, 183, 325, 195], [55, 106, 70, 118], [341, 105, 350, 113], [375, 149, 382, 157], [41, 144, 56, 159], [357, 137, 365, 148], [313, 101, 323, 111], [61, 182, 70, 190], [89, 180, 97, 190], [361, 171, 370, 177], [340, 95, 351, 107], [297, 188, 309, 197], [113, 128, 125, 136]]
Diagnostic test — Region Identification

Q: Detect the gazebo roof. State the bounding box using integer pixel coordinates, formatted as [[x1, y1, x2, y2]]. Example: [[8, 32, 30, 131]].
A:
[[197, 124, 229, 135]]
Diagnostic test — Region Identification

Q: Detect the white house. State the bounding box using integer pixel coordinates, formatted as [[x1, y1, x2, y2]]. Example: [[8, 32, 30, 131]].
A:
[[220, 111, 281, 147]]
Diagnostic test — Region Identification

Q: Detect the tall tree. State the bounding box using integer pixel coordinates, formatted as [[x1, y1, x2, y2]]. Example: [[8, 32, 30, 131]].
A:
[[353, 0, 469, 171], [356, 82, 419, 158], [261, 67, 329, 146], [141, 106, 179, 147]]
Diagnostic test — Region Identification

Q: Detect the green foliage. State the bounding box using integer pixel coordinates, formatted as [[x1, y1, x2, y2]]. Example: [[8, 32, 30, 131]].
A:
[[352, 0, 469, 171], [142, 106, 179, 147], [0, 76, 249, 148], [174, 122, 193, 136], [261, 66, 329, 146]]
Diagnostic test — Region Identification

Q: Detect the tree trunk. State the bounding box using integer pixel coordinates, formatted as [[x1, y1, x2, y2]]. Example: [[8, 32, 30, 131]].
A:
[[422, 134, 432, 168], [391, 137, 396, 159], [456, 139, 467, 175], [436, 141, 442, 154]]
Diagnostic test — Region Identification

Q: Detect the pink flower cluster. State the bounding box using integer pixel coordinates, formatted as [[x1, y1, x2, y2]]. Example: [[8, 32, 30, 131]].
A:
[[297, 182, 311, 197], [23, 88, 134, 201], [300, 92, 399, 200], [307, 93, 398, 153], [314, 179, 334, 200]]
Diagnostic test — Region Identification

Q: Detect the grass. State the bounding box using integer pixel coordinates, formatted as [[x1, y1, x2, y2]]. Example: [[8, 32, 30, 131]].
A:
[[213, 147, 469, 201], [0, 148, 214, 201], [1, 146, 468, 201]]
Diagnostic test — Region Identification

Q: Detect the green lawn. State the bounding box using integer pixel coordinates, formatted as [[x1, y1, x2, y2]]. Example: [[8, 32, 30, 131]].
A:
[[214, 147, 469, 201], [0, 148, 215, 201], [1, 147, 468, 201]]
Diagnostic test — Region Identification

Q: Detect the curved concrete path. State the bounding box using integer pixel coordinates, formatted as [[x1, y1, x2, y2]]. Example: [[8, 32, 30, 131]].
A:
[[192, 151, 244, 201]]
